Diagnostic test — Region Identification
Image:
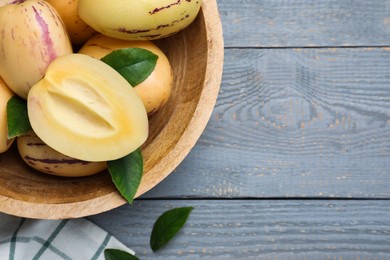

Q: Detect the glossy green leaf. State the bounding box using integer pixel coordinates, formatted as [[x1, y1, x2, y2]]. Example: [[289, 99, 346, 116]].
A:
[[107, 148, 143, 204], [150, 206, 194, 252], [104, 249, 139, 260], [101, 48, 158, 87], [6, 95, 31, 139]]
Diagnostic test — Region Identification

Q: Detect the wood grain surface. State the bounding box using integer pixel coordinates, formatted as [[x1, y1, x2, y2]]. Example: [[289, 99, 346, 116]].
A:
[[142, 47, 390, 199], [219, 0, 390, 47], [90, 200, 390, 259], [91, 1, 390, 258]]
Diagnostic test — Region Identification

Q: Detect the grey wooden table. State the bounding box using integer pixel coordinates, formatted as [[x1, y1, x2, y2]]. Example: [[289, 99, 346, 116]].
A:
[[89, 1, 390, 258]]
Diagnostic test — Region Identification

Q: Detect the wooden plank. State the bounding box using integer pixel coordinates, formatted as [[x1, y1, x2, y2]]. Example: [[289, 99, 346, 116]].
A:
[[90, 200, 390, 259], [218, 0, 390, 47], [142, 47, 390, 199]]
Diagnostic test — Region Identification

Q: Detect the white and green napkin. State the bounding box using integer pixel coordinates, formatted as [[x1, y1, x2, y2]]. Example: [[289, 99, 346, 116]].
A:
[[0, 213, 134, 260]]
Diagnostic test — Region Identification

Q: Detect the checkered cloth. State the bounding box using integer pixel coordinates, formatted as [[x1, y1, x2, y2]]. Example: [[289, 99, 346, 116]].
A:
[[0, 213, 135, 260]]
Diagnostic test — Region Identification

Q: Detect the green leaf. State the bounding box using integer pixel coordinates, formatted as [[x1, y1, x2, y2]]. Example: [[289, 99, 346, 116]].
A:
[[6, 96, 32, 139], [107, 148, 143, 204], [104, 249, 139, 260], [150, 206, 194, 252], [101, 48, 158, 87]]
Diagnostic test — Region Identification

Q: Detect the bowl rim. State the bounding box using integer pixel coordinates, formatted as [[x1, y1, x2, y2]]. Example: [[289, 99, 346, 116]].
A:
[[0, 0, 224, 219]]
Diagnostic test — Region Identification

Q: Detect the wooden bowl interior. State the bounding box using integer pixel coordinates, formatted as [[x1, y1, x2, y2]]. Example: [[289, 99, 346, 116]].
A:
[[0, 10, 208, 205]]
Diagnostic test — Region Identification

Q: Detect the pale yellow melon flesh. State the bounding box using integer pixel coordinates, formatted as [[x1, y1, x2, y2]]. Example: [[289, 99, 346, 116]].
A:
[[27, 53, 148, 162]]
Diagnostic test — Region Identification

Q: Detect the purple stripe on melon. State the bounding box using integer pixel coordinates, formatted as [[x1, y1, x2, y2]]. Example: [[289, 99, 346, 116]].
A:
[[26, 142, 46, 146], [25, 156, 91, 165], [39, 1, 60, 27], [149, 0, 182, 15], [116, 13, 190, 36], [156, 14, 190, 29], [116, 28, 151, 34], [32, 6, 57, 64], [10, 0, 26, 4]]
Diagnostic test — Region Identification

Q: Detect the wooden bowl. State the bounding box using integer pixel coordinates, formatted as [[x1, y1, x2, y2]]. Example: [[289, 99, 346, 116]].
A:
[[0, 0, 223, 219]]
